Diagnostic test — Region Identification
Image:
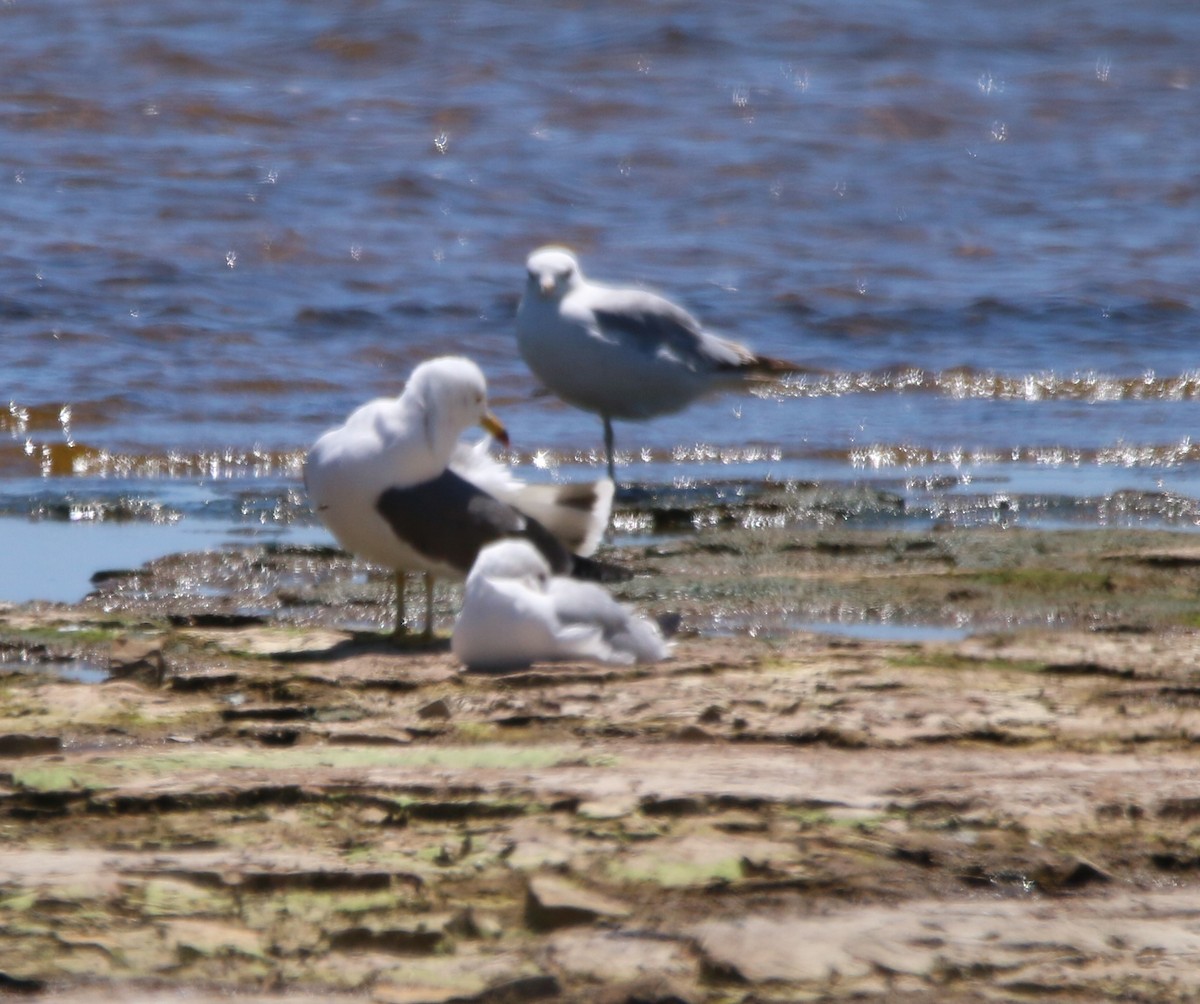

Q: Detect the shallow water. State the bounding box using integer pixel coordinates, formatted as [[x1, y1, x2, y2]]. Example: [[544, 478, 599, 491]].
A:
[[0, 657, 108, 685], [792, 621, 971, 644], [3, 1, 1199, 599], [0, 514, 331, 604]]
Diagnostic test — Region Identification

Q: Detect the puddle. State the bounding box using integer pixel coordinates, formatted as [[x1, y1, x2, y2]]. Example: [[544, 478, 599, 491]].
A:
[[0, 517, 331, 605], [0, 659, 109, 684], [793, 620, 970, 643]]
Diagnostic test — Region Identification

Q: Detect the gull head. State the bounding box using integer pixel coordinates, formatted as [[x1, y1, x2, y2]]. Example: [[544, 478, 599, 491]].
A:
[[526, 246, 581, 299], [407, 356, 510, 451], [468, 539, 552, 592]]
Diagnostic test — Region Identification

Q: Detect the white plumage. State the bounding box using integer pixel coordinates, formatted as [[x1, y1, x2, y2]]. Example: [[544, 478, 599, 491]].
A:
[[516, 246, 801, 478], [305, 356, 615, 639], [452, 539, 671, 671]]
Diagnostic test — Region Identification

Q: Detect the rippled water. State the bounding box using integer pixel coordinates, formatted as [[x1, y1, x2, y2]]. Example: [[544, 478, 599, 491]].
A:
[[3, 1, 1200, 597]]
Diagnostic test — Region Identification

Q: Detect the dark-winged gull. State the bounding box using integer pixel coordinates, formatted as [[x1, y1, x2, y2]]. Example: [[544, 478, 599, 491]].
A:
[[516, 246, 802, 479], [305, 356, 620, 641], [451, 539, 671, 671]]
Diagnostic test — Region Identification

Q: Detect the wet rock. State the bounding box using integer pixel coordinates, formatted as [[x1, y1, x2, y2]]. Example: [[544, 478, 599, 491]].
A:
[[575, 795, 638, 821], [107, 636, 166, 685], [220, 704, 311, 722], [612, 826, 801, 890], [371, 954, 559, 1004], [602, 983, 697, 1004], [1036, 856, 1113, 891], [525, 874, 630, 931], [169, 612, 266, 628], [1150, 850, 1200, 871], [328, 915, 450, 954], [471, 975, 561, 1003], [712, 811, 768, 834], [640, 795, 705, 816], [1157, 796, 1200, 819], [546, 929, 696, 987], [163, 917, 264, 962], [168, 669, 242, 692], [693, 893, 1200, 992], [447, 907, 503, 940], [318, 722, 412, 745], [691, 913, 876, 983], [237, 726, 301, 746], [89, 568, 139, 585], [0, 970, 45, 993], [0, 734, 61, 757], [181, 625, 350, 657], [14, 525, 1200, 1000]]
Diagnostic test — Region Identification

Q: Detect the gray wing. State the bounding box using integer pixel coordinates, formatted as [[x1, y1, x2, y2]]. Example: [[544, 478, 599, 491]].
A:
[[589, 287, 754, 372], [376, 470, 574, 576]]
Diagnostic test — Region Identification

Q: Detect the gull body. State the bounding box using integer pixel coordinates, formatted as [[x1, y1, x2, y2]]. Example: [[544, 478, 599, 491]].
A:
[[305, 356, 617, 640], [516, 246, 801, 478], [452, 539, 671, 671]]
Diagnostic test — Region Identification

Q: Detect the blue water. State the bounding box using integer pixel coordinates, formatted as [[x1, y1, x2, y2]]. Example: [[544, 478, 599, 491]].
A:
[[2, 1, 1199, 599]]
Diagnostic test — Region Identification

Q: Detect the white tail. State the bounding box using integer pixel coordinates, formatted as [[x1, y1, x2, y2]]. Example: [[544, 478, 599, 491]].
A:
[[451, 440, 614, 556]]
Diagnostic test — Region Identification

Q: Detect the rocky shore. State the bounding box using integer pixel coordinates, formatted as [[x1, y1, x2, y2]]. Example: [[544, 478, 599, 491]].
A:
[[5, 492, 1200, 1002]]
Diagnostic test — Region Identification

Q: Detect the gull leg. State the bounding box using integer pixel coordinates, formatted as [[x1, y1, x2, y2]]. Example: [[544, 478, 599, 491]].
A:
[[391, 571, 408, 640], [421, 573, 435, 642], [603, 415, 616, 481]]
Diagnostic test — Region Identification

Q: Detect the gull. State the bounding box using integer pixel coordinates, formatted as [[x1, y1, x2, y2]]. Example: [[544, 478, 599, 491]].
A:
[[451, 539, 671, 671], [305, 356, 620, 641], [516, 246, 802, 478]]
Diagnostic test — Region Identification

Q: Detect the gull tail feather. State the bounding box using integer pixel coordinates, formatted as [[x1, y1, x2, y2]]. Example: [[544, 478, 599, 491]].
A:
[[710, 341, 809, 380], [452, 439, 615, 556], [505, 478, 615, 557], [722, 352, 812, 381], [747, 353, 809, 376]]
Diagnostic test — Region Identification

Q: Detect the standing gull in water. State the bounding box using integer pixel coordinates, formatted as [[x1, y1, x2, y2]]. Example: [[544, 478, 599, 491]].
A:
[[516, 246, 802, 479], [305, 356, 619, 641], [452, 539, 671, 671]]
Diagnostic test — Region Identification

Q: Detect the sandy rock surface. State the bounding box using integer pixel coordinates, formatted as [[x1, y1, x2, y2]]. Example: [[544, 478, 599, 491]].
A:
[[5, 519, 1200, 1001]]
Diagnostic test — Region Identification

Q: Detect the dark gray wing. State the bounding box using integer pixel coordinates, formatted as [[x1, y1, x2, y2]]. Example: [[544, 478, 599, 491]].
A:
[[376, 469, 576, 576], [590, 288, 753, 372]]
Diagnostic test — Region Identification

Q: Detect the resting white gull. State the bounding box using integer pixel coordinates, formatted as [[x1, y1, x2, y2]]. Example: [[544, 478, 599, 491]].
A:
[[304, 356, 620, 641], [451, 539, 671, 671], [516, 246, 803, 479]]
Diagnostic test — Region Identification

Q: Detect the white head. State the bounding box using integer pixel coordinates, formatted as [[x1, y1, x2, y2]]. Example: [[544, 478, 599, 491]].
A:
[[525, 246, 582, 299], [467, 539, 552, 592], [404, 356, 508, 457]]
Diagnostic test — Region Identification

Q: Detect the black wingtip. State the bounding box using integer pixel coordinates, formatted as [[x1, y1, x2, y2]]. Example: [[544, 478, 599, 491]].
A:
[[570, 553, 633, 584], [748, 354, 808, 376]]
